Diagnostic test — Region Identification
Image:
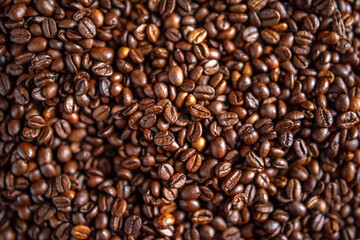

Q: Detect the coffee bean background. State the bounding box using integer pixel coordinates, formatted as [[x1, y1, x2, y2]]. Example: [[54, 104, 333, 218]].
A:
[[0, 0, 360, 239]]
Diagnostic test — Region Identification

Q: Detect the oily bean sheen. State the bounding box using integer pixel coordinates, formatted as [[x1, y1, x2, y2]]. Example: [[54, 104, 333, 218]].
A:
[[1, 0, 360, 239]]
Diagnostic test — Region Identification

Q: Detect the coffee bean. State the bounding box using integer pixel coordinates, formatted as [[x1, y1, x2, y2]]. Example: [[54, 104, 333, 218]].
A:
[[158, 163, 174, 180], [27, 115, 46, 129], [336, 111, 359, 129], [192, 209, 213, 224], [193, 85, 215, 100], [189, 104, 211, 119], [315, 107, 333, 127], [78, 17, 96, 38], [159, 0, 176, 17], [164, 105, 178, 124], [169, 173, 186, 188], [221, 169, 242, 193], [259, 9, 280, 27], [153, 213, 175, 230], [55, 173, 71, 193], [111, 198, 127, 217], [92, 62, 113, 77], [188, 28, 207, 44], [154, 131, 175, 146], [42, 17, 57, 38], [71, 225, 91, 239], [10, 28, 31, 44], [261, 28, 280, 45], [293, 139, 308, 158], [217, 112, 239, 127], [245, 151, 264, 169], [140, 114, 157, 128]]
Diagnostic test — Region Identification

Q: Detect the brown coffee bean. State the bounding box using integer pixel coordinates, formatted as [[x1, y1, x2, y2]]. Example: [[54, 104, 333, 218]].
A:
[[27, 116, 46, 129], [245, 151, 264, 169], [55, 173, 71, 193], [78, 18, 96, 38], [188, 28, 207, 44], [192, 209, 213, 224], [159, 0, 176, 17], [154, 131, 175, 146], [189, 104, 211, 119], [169, 173, 186, 189], [111, 198, 127, 217], [71, 225, 91, 239], [153, 213, 175, 230], [315, 107, 333, 127]]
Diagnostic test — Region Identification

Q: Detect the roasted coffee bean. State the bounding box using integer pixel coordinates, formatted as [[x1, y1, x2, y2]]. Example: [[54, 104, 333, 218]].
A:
[[259, 9, 280, 27], [158, 163, 174, 180], [193, 85, 215, 100], [169, 173, 186, 189], [124, 215, 142, 235], [336, 111, 359, 129], [192, 209, 213, 224], [217, 112, 239, 127], [111, 198, 127, 217], [315, 107, 333, 127], [55, 173, 71, 193], [10, 28, 31, 44], [154, 131, 175, 146], [245, 151, 264, 169], [71, 225, 91, 239], [221, 169, 242, 193], [78, 17, 96, 38], [189, 104, 211, 119], [159, 0, 176, 17], [187, 121, 202, 142]]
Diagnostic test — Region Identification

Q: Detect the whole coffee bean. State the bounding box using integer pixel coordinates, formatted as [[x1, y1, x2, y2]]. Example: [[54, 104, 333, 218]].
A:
[[158, 163, 174, 180], [261, 28, 280, 45], [42, 18, 57, 38], [169, 66, 184, 87], [293, 139, 308, 158], [169, 173, 186, 189], [34, 0, 55, 16], [154, 131, 175, 146], [92, 62, 113, 77], [259, 9, 280, 27], [78, 18, 96, 38], [153, 213, 175, 229], [124, 215, 142, 235], [55, 173, 71, 193], [140, 114, 157, 128], [217, 112, 239, 127], [71, 225, 91, 239], [315, 107, 333, 127], [336, 111, 359, 129], [211, 137, 226, 159], [221, 169, 242, 193], [164, 105, 178, 124], [192, 209, 213, 224], [111, 198, 127, 217], [159, 0, 176, 17], [193, 85, 215, 100], [27, 115, 46, 129], [215, 161, 232, 177], [245, 151, 264, 169], [189, 104, 211, 119], [10, 28, 31, 44], [187, 121, 202, 142], [188, 28, 207, 44]]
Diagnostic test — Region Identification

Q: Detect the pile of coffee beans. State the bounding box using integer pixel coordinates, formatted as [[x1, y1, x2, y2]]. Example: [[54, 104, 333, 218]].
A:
[[1, 0, 360, 239]]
